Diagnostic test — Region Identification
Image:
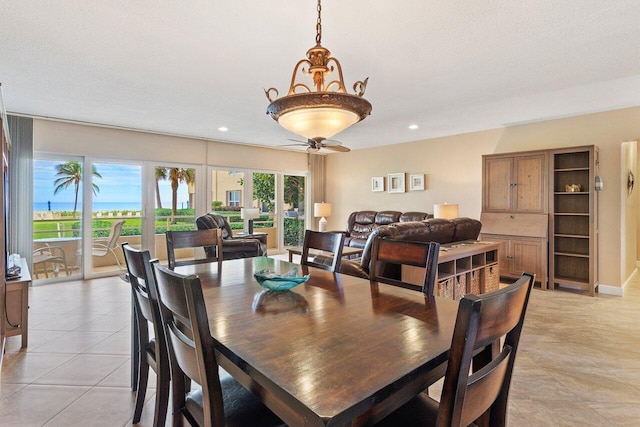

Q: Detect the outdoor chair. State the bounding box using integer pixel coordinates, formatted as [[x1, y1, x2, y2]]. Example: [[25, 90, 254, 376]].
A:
[[32, 244, 70, 279], [91, 219, 125, 269], [370, 237, 440, 297], [376, 272, 535, 427], [151, 262, 285, 427]]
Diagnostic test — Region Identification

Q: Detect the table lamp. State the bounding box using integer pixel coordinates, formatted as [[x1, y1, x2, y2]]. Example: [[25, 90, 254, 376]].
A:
[[314, 202, 332, 232], [433, 203, 459, 220], [241, 208, 260, 234]]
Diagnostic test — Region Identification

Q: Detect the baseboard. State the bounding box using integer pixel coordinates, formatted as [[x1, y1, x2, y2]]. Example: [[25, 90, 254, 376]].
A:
[[598, 284, 624, 296]]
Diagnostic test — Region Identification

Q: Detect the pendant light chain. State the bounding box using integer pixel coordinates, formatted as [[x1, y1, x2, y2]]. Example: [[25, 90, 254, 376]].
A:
[[316, 0, 322, 45]]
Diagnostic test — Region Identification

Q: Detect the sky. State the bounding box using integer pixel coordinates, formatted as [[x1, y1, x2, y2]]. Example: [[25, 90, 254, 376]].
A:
[[33, 160, 190, 208]]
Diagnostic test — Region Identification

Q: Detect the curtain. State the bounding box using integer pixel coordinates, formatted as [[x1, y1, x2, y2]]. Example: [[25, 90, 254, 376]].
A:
[[308, 153, 325, 230], [7, 115, 33, 266]]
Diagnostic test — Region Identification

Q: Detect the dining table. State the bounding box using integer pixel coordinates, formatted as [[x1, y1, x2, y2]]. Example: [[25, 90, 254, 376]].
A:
[[174, 256, 460, 427]]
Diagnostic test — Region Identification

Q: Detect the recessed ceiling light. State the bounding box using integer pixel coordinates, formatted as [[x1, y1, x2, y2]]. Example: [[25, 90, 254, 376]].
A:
[[408, 124, 419, 130], [218, 126, 228, 132]]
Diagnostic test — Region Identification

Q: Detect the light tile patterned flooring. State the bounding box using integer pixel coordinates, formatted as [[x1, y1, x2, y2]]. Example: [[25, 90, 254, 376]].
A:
[[1, 273, 640, 426]]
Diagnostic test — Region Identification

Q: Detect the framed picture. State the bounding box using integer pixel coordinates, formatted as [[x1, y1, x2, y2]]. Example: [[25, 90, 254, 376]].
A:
[[371, 176, 384, 192], [409, 174, 425, 191], [388, 173, 405, 193]]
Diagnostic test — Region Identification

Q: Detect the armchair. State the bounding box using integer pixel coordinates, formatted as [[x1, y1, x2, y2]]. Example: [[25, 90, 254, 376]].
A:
[[196, 213, 267, 260]]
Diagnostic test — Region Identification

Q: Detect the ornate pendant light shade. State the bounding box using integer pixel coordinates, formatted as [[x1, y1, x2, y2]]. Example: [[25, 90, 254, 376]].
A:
[[265, 0, 371, 141]]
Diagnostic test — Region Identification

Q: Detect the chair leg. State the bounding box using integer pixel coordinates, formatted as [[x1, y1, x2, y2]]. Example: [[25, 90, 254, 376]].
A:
[[153, 369, 170, 427], [133, 351, 150, 423]]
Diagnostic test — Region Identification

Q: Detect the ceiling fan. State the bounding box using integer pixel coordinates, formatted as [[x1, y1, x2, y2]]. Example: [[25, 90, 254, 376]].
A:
[[281, 137, 351, 152]]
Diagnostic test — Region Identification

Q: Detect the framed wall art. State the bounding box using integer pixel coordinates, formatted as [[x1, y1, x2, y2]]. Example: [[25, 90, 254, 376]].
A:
[[388, 173, 405, 193], [371, 176, 384, 192], [409, 174, 425, 191]]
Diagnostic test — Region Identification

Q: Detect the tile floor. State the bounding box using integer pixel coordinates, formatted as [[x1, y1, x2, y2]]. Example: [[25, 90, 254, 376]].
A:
[[1, 273, 640, 426]]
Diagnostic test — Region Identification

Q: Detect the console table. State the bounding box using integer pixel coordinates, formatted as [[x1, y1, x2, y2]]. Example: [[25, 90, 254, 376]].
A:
[[402, 241, 501, 299], [4, 258, 30, 347]]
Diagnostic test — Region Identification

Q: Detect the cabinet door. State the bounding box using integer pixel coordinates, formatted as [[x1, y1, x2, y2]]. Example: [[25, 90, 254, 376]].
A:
[[483, 157, 512, 212], [511, 238, 543, 278], [514, 154, 546, 213], [486, 236, 512, 274]]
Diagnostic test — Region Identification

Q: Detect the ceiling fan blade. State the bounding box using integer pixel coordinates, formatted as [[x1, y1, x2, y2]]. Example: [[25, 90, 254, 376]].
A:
[[287, 138, 310, 144], [280, 143, 309, 147], [323, 145, 351, 152], [322, 139, 343, 147]]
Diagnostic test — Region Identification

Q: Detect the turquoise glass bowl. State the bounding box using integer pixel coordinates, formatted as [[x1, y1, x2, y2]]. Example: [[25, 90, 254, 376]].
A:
[[253, 268, 309, 291]]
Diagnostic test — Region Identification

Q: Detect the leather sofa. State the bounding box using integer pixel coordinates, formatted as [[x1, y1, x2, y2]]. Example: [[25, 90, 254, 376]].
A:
[[343, 210, 433, 248], [195, 213, 267, 260], [339, 217, 482, 279]]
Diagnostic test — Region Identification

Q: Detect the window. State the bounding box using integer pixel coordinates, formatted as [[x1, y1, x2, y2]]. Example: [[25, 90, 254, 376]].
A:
[[228, 190, 241, 207]]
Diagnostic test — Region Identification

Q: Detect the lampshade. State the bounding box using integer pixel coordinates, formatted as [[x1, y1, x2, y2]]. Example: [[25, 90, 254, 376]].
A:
[[277, 107, 359, 140], [314, 202, 332, 218], [241, 208, 260, 220], [433, 204, 459, 220], [265, 0, 371, 141]]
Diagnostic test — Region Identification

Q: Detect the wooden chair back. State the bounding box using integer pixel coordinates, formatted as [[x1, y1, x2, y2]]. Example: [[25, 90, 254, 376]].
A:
[[152, 262, 226, 426], [166, 228, 223, 269], [121, 243, 169, 425], [301, 230, 345, 272], [370, 237, 440, 296], [438, 272, 535, 426]]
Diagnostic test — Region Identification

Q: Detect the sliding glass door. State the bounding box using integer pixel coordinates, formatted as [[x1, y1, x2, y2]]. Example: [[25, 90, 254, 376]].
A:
[[153, 163, 198, 263], [283, 174, 306, 248], [88, 161, 143, 277], [32, 156, 84, 283]]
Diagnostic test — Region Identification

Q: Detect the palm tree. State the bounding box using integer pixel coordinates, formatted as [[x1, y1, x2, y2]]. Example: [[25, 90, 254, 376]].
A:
[[155, 167, 168, 208], [168, 168, 195, 223], [53, 162, 102, 217]]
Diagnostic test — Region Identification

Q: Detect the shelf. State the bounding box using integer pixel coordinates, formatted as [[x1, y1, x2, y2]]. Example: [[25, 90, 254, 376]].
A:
[[553, 213, 589, 216], [555, 233, 589, 238], [554, 192, 589, 195], [554, 167, 589, 172], [552, 275, 589, 286], [554, 251, 589, 258]]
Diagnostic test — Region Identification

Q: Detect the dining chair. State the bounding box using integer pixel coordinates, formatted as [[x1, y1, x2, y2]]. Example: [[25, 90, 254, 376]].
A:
[[300, 229, 345, 272], [91, 219, 125, 269], [121, 243, 170, 427], [376, 272, 535, 427], [370, 237, 440, 296], [151, 262, 285, 427], [165, 228, 223, 269]]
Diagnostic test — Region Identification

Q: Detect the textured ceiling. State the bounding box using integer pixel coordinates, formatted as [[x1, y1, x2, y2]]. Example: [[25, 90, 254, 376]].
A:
[[0, 0, 639, 152]]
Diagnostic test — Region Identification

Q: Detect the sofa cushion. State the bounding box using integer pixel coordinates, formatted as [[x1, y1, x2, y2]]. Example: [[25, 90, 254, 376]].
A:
[[451, 217, 482, 241], [399, 211, 432, 222]]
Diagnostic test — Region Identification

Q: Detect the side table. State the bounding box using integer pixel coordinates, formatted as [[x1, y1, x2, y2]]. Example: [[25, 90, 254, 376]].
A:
[[4, 258, 31, 348]]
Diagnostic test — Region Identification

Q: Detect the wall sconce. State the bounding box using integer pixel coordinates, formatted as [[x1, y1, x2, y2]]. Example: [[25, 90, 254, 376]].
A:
[[241, 208, 260, 234], [314, 202, 332, 232], [433, 203, 459, 220]]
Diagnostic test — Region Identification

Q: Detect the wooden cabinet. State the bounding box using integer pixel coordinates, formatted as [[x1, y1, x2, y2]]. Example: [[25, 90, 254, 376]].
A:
[[549, 146, 598, 296], [479, 213, 548, 290], [483, 152, 547, 213], [4, 259, 30, 348], [481, 234, 547, 288]]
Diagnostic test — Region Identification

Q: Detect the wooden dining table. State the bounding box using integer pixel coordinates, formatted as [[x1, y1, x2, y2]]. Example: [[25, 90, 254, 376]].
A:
[[174, 256, 460, 427]]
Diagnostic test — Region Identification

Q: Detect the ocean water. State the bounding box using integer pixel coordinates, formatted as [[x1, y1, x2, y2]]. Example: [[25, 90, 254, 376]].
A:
[[34, 201, 142, 212]]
